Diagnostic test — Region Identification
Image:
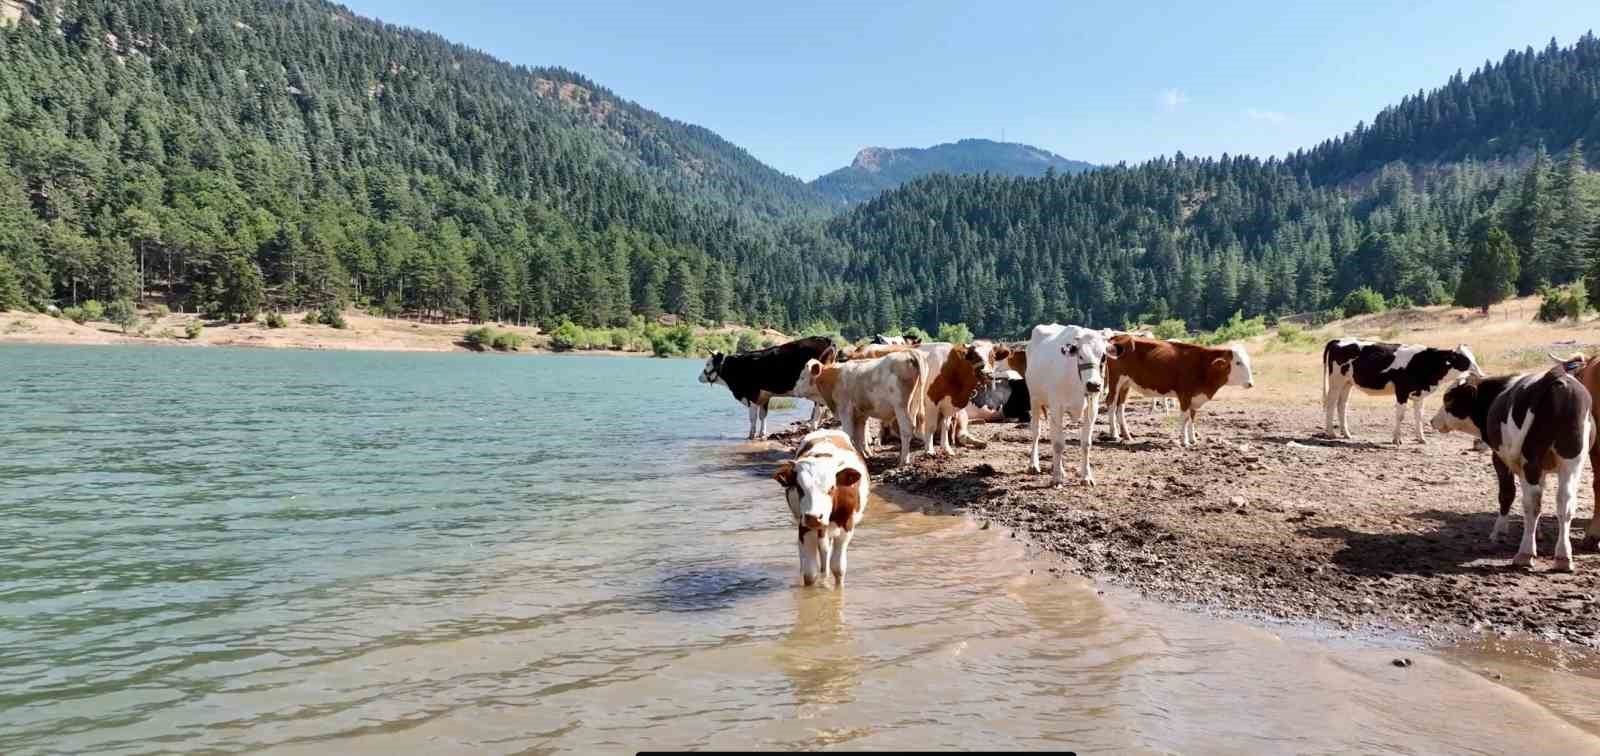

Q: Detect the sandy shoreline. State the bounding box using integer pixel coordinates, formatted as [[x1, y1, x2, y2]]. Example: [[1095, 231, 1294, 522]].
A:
[[0, 310, 660, 357]]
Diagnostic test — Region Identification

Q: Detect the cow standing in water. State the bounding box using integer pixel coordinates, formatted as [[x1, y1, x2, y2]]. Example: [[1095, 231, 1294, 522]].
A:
[[699, 336, 836, 440], [774, 429, 870, 587], [1430, 362, 1595, 571], [1322, 339, 1483, 444]]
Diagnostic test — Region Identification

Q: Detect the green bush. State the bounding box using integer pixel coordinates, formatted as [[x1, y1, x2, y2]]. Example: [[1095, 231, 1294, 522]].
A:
[[491, 332, 525, 351], [156, 327, 177, 339], [63, 306, 87, 324], [936, 322, 974, 344], [1340, 287, 1387, 316], [736, 330, 763, 352], [549, 321, 581, 351], [464, 325, 496, 351], [184, 321, 203, 340], [105, 300, 138, 334], [1151, 319, 1188, 340], [1536, 282, 1588, 322], [1388, 294, 1416, 311], [80, 300, 105, 322], [303, 311, 321, 325], [319, 303, 347, 329], [904, 326, 932, 344], [146, 304, 170, 321], [1196, 311, 1266, 346], [650, 325, 696, 357], [610, 329, 631, 350], [263, 311, 287, 329], [1276, 322, 1320, 347]]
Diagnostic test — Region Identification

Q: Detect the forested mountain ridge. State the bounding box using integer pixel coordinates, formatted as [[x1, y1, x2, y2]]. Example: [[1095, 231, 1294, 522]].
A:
[[0, 0, 828, 327], [1, 0, 1598, 344], [810, 138, 1095, 206]]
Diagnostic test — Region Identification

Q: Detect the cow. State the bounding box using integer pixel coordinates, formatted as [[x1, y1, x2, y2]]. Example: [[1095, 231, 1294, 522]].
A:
[[1026, 325, 1122, 486], [1105, 336, 1254, 447], [871, 334, 922, 346], [843, 342, 914, 362], [1323, 339, 1484, 444], [699, 336, 836, 440], [1567, 355, 1600, 549], [1429, 363, 1595, 571], [773, 429, 870, 587], [796, 350, 929, 466], [912, 341, 1007, 455]]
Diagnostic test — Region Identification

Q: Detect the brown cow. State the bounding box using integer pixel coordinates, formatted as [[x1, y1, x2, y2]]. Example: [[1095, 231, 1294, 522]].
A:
[[920, 342, 997, 454], [1105, 335, 1255, 447], [1554, 354, 1600, 550]]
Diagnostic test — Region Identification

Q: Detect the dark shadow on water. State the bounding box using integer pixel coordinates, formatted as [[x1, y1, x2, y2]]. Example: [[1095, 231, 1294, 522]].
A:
[[643, 564, 789, 613], [1300, 508, 1597, 577]]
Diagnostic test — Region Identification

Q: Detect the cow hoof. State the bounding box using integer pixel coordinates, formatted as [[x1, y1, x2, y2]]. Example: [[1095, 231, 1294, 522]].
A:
[[1553, 557, 1575, 573], [802, 575, 817, 587], [1512, 552, 1535, 568]]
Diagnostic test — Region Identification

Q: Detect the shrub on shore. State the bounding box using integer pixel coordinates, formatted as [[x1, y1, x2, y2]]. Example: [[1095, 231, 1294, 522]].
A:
[[105, 300, 138, 334], [184, 321, 203, 340], [146, 304, 170, 321], [263, 311, 287, 329], [63, 306, 87, 324], [319, 303, 348, 329], [491, 332, 524, 352], [464, 325, 496, 351]]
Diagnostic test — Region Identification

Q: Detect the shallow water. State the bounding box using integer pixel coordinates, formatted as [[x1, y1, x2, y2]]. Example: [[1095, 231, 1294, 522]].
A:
[[2, 345, 1599, 754]]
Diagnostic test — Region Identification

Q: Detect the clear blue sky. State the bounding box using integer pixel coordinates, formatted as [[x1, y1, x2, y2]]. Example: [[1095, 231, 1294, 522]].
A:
[[339, 0, 1594, 181]]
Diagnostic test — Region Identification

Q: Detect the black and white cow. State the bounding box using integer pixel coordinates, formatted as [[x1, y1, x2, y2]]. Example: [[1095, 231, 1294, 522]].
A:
[[1322, 339, 1484, 444], [1430, 363, 1595, 571], [971, 372, 1032, 423], [699, 336, 837, 439]]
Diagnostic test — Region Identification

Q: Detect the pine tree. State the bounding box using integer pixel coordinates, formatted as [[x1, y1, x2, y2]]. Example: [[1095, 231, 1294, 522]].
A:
[[1550, 140, 1590, 283], [1455, 225, 1519, 314], [1509, 144, 1554, 294], [666, 258, 702, 324]]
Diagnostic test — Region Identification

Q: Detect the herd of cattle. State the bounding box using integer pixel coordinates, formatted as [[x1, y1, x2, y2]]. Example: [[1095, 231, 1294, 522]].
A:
[[697, 326, 1600, 586]]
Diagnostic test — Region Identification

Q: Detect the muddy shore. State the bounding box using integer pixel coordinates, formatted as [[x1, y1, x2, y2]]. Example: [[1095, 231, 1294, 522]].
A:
[[771, 397, 1600, 650]]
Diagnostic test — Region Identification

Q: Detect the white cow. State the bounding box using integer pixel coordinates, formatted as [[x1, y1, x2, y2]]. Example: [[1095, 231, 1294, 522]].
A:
[[1026, 324, 1123, 486], [774, 429, 870, 586]]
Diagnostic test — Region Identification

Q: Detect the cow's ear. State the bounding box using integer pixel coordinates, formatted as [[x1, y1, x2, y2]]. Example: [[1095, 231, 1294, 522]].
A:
[[773, 461, 796, 488], [992, 345, 1012, 362], [835, 468, 862, 488], [809, 362, 822, 377]]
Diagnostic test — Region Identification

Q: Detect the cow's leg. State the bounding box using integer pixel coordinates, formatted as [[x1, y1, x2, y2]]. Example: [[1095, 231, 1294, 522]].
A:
[[1585, 440, 1600, 550], [1490, 455, 1515, 543], [940, 412, 956, 456], [1050, 405, 1067, 487], [1337, 384, 1355, 439], [1554, 458, 1582, 572], [1411, 400, 1427, 443], [808, 400, 825, 431], [1514, 476, 1544, 567], [799, 527, 821, 586], [745, 401, 760, 440], [896, 408, 916, 466], [757, 399, 771, 440], [1322, 381, 1339, 437], [815, 528, 833, 585], [830, 529, 853, 586], [1079, 397, 1100, 486], [842, 409, 863, 459], [1390, 399, 1407, 446], [1030, 400, 1046, 474]]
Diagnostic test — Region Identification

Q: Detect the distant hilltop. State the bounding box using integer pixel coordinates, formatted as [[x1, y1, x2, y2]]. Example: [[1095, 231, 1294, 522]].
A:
[[810, 138, 1096, 205]]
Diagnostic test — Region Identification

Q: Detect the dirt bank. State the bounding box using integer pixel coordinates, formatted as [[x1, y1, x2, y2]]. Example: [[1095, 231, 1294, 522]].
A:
[[774, 394, 1600, 649]]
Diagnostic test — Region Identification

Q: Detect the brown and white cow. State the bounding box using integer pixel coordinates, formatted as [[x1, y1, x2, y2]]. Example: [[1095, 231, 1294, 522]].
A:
[[1104, 335, 1254, 447], [796, 350, 929, 466], [1552, 353, 1600, 550], [918, 342, 1004, 455], [773, 429, 869, 586]]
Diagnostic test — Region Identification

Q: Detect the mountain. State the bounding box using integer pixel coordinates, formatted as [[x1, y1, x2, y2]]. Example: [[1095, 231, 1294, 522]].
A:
[[0, 0, 829, 326], [810, 139, 1096, 205], [794, 33, 1600, 338]]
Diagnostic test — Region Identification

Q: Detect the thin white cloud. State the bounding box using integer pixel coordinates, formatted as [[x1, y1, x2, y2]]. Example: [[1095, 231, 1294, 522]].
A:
[[1158, 88, 1188, 111], [1245, 108, 1288, 124]]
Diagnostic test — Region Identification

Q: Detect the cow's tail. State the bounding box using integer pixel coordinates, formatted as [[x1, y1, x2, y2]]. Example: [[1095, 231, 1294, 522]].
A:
[[907, 349, 930, 437], [1321, 340, 1333, 398]]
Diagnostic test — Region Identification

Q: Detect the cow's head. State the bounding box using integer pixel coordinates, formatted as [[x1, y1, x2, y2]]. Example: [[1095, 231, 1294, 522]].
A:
[[795, 359, 826, 399], [1450, 344, 1484, 379], [698, 353, 726, 385], [974, 370, 1024, 410], [1220, 344, 1254, 389], [1429, 374, 1485, 435], [774, 457, 861, 530], [1061, 329, 1119, 395]]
